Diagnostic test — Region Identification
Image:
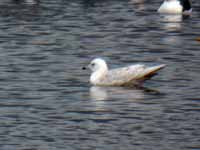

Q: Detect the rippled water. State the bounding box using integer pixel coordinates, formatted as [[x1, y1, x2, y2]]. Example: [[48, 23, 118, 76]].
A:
[[0, 0, 199, 149]]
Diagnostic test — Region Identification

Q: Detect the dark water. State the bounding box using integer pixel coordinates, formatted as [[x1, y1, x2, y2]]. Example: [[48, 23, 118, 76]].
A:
[[0, 0, 199, 149]]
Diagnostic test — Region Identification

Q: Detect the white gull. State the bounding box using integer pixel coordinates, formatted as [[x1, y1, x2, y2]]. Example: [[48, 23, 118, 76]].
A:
[[83, 58, 166, 86]]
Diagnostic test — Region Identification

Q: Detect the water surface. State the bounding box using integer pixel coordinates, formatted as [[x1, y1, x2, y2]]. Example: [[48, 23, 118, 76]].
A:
[[0, 0, 199, 149]]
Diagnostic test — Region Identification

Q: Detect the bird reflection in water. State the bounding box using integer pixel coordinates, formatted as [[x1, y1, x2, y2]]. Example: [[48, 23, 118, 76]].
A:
[[90, 86, 159, 101], [89, 86, 160, 110], [160, 14, 186, 31]]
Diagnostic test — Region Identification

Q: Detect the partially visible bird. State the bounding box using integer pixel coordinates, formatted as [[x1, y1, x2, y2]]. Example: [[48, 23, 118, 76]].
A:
[[13, 0, 39, 5], [83, 58, 166, 86], [158, 0, 192, 15]]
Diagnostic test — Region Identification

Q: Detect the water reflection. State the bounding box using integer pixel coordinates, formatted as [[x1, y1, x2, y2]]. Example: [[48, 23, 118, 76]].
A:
[[89, 86, 146, 111], [0, 0, 41, 21], [89, 86, 157, 101], [0, 0, 199, 149], [129, 0, 145, 11], [160, 14, 183, 31], [90, 86, 109, 101], [13, 0, 39, 5], [89, 86, 161, 111]]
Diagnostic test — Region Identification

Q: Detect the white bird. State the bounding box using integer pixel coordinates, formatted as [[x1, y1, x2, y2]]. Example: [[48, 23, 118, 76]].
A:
[[158, 0, 192, 15], [83, 58, 166, 86]]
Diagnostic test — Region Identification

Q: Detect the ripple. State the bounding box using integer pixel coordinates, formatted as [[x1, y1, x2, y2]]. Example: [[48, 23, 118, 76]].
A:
[[0, 0, 199, 150]]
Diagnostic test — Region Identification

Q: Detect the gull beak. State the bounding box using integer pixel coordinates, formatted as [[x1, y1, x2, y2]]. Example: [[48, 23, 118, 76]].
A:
[[82, 64, 91, 70], [82, 66, 87, 70]]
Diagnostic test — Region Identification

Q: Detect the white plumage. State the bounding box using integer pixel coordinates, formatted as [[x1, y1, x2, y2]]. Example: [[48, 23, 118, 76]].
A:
[[85, 58, 166, 86], [158, 0, 192, 15]]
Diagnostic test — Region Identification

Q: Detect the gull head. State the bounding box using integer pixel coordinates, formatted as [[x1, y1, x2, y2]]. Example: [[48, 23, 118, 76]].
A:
[[88, 58, 108, 73], [83, 58, 108, 85]]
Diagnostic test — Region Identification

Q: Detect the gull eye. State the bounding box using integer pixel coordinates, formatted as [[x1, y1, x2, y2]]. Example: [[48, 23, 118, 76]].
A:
[[91, 63, 95, 66]]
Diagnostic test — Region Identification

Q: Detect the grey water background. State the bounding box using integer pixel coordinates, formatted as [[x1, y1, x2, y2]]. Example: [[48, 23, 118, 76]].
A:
[[0, 0, 199, 149]]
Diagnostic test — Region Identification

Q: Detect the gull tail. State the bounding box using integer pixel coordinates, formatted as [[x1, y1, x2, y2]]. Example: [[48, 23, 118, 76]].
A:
[[143, 64, 166, 79], [122, 64, 166, 87]]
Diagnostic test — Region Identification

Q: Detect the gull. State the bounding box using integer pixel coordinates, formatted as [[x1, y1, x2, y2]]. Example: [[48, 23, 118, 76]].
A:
[[158, 0, 192, 15], [83, 58, 166, 86]]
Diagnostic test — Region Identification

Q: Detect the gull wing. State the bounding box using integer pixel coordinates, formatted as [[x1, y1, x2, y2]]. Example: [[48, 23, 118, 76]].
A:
[[101, 64, 166, 86]]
